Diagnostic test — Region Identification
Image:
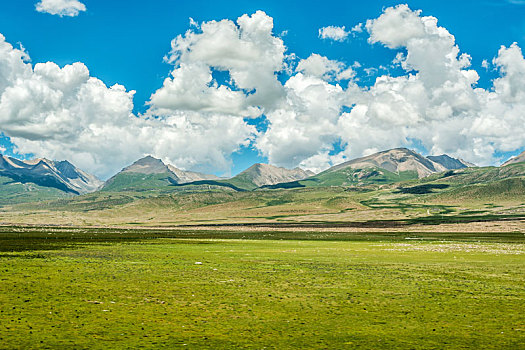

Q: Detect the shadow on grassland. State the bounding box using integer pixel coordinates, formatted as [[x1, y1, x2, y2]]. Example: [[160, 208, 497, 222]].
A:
[[0, 223, 524, 254]]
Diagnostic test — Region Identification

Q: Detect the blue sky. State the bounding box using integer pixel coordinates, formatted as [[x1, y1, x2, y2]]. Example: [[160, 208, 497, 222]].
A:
[[1, 1, 525, 178], [3, 1, 523, 106]]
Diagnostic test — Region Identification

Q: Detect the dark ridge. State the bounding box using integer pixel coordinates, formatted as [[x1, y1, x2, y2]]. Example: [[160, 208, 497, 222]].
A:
[[441, 170, 456, 178], [174, 213, 525, 228], [259, 181, 306, 190], [55, 160, 82, 180], [171, 180, 246, 192], [397, 184, 450, 194]]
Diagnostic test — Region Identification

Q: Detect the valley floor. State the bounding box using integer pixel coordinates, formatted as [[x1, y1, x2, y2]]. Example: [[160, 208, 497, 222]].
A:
[[0, 227, 523, 349], [1, 184, 525, 233]]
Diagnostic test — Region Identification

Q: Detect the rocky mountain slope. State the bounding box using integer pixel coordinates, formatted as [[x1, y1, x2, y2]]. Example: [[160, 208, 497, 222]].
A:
[[266, 148, 477, 189], [502, 150, 525, 167], [427, 154, 475, 170], [327, 148, 451, 178], [173, 163, 315, 191], [167, 164, 220, 183], [102, 156, 220, 191], [226, 163, 314, 190], [0, 148, 493, 205], [118, 155, 170, 175], [0, 154, 102, 195]]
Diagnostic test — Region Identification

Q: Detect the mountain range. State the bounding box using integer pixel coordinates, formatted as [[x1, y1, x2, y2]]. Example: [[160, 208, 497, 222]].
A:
[[1, 147, 524, 204], [0, 155, 102, 194], [0, 155, 103, 205], [273, 148, 475, 189]]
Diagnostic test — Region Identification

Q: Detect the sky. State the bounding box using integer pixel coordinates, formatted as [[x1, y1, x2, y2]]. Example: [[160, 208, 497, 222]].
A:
[[1, 0, 525, 179]]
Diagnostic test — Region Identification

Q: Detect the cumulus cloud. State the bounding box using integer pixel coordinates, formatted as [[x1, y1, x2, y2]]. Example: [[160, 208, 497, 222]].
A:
[[151, 11, 286, 116], [0, 60, 255, 178], [2, 6, 525, 178], [366, 5, 426, 49], [0, 27, 256, 178], [0, 35, 31, 94], [256, 73, 357, 172], [319, 26, 349, 42], [35, 0, 86, 17], [259, 4, 525, 170], [296, 54, 355, 81], [337, 4, 525, 166]]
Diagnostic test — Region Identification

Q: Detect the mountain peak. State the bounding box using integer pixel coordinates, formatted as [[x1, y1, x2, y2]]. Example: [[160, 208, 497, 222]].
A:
[[55, 160, 82, 179], [234, 163, 313, 188], [246, 163, 275, 171], [121, 155, 169, 174], [134, 155, 164, 166], [103, 156, 221, 191], [139, 155, 158, 161], [326, 148, 477, 179], [328, 148, 442, 178]]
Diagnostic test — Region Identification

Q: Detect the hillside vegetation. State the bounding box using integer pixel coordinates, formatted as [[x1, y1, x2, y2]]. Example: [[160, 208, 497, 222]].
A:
[[1, 150, 525, 228]]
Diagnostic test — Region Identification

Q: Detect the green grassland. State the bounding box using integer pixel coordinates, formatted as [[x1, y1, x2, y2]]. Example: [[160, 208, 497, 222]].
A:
[[0, 227, 523, 349], [1, 164, 524, 349], [101, 172, 178, 193], [2, 171, 525, 228], [0, 176, 73, 205], [215, 170, 261, 191], [1, 162, 525, 229], [293, 167, 419, 188], [173, 165, 420, 192]]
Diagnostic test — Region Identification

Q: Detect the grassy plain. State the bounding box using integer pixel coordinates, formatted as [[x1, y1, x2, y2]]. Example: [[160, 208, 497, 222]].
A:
[[2, 162, 525, 229], [0, 227, 524, 349], [1, 184, 525, 232]]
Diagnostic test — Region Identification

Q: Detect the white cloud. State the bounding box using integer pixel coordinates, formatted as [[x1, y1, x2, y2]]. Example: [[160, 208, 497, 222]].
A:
[[2, 7, 525, 178], [296, 54, 354, 81], [149, 62, 255, 117], [366, 4, 426, 49], [492, 43, 525, 102], [0, 35, 31, 94], [339, 4, 525, 166], [0, 11, 291, 179], [258, 4, 525, 171], [35, 0, 86, 17], [319, 26, 349, 42], [256, 72, 357, 171], [152, 11, 286, 115], [351, 23, 364, 33], [189, 17, 199, 28], [0, 33, 256, 179]]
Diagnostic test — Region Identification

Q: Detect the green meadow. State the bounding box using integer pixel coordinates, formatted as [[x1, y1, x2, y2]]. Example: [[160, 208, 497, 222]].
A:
[[0, 227, 523, 349]]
